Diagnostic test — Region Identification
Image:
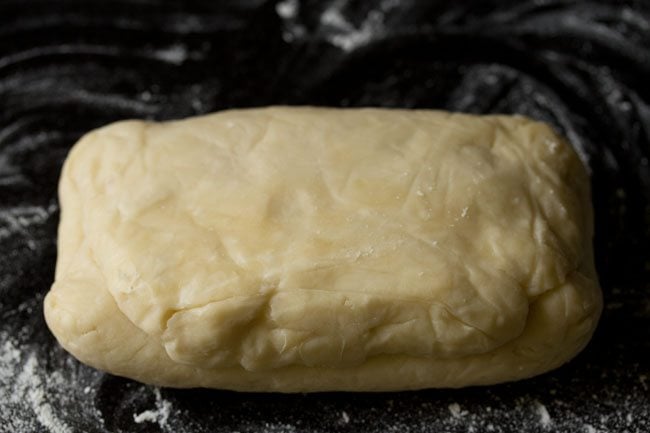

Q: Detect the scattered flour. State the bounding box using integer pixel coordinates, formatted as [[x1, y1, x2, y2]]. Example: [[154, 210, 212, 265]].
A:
[[0, 335, 22, 384], [1, 333, 72, 433], [0, 203, 58, 241], [341, 410, 350, 423], [276, 0, 401, 50]]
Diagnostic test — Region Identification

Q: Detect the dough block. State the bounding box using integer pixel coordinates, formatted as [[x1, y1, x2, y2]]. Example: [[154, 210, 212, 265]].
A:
[[44, 107, 602, 391]]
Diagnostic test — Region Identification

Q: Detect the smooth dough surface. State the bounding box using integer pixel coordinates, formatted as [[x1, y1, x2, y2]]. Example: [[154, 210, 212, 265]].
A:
[[44, 107, 602, 392]]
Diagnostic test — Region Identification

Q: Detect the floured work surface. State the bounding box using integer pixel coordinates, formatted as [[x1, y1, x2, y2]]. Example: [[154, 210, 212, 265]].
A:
[[44, 107, 601, 392]]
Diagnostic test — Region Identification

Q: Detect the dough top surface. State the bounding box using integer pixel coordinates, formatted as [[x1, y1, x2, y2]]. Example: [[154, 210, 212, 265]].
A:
[[57, 107, 592, 372]]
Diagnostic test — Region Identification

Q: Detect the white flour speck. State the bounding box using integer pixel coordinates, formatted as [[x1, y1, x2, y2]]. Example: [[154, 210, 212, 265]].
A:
[[133, 388, 172, 427], [534, 400, 552, 428], [321, 7, 384, 52], [341, 411, 350, 423], [321, 8, 354, 31], [154, 44, 188, 65], [275, 0, 306, 42], [134, 409, 159, 424], [448, 403, 462, 418], [319, 0, 402, 51], [276, 0, 298, 19]]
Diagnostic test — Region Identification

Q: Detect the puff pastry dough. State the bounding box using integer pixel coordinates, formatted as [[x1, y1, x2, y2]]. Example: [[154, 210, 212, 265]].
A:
[[44, 107, 601, 391]]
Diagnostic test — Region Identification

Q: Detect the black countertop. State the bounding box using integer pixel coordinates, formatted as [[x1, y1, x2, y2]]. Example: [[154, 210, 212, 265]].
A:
[[0, 1, 649, 432]]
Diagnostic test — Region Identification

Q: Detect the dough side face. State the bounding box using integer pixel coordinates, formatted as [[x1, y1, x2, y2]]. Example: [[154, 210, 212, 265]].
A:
[[44, 107, 602, 392]]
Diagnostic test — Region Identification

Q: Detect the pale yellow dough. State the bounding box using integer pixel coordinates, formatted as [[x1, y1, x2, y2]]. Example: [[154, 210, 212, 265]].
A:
[[44, 107, 602, 392]]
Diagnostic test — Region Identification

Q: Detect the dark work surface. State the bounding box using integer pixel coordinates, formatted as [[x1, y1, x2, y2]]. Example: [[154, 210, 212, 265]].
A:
[[1, 1, 649, 432]]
